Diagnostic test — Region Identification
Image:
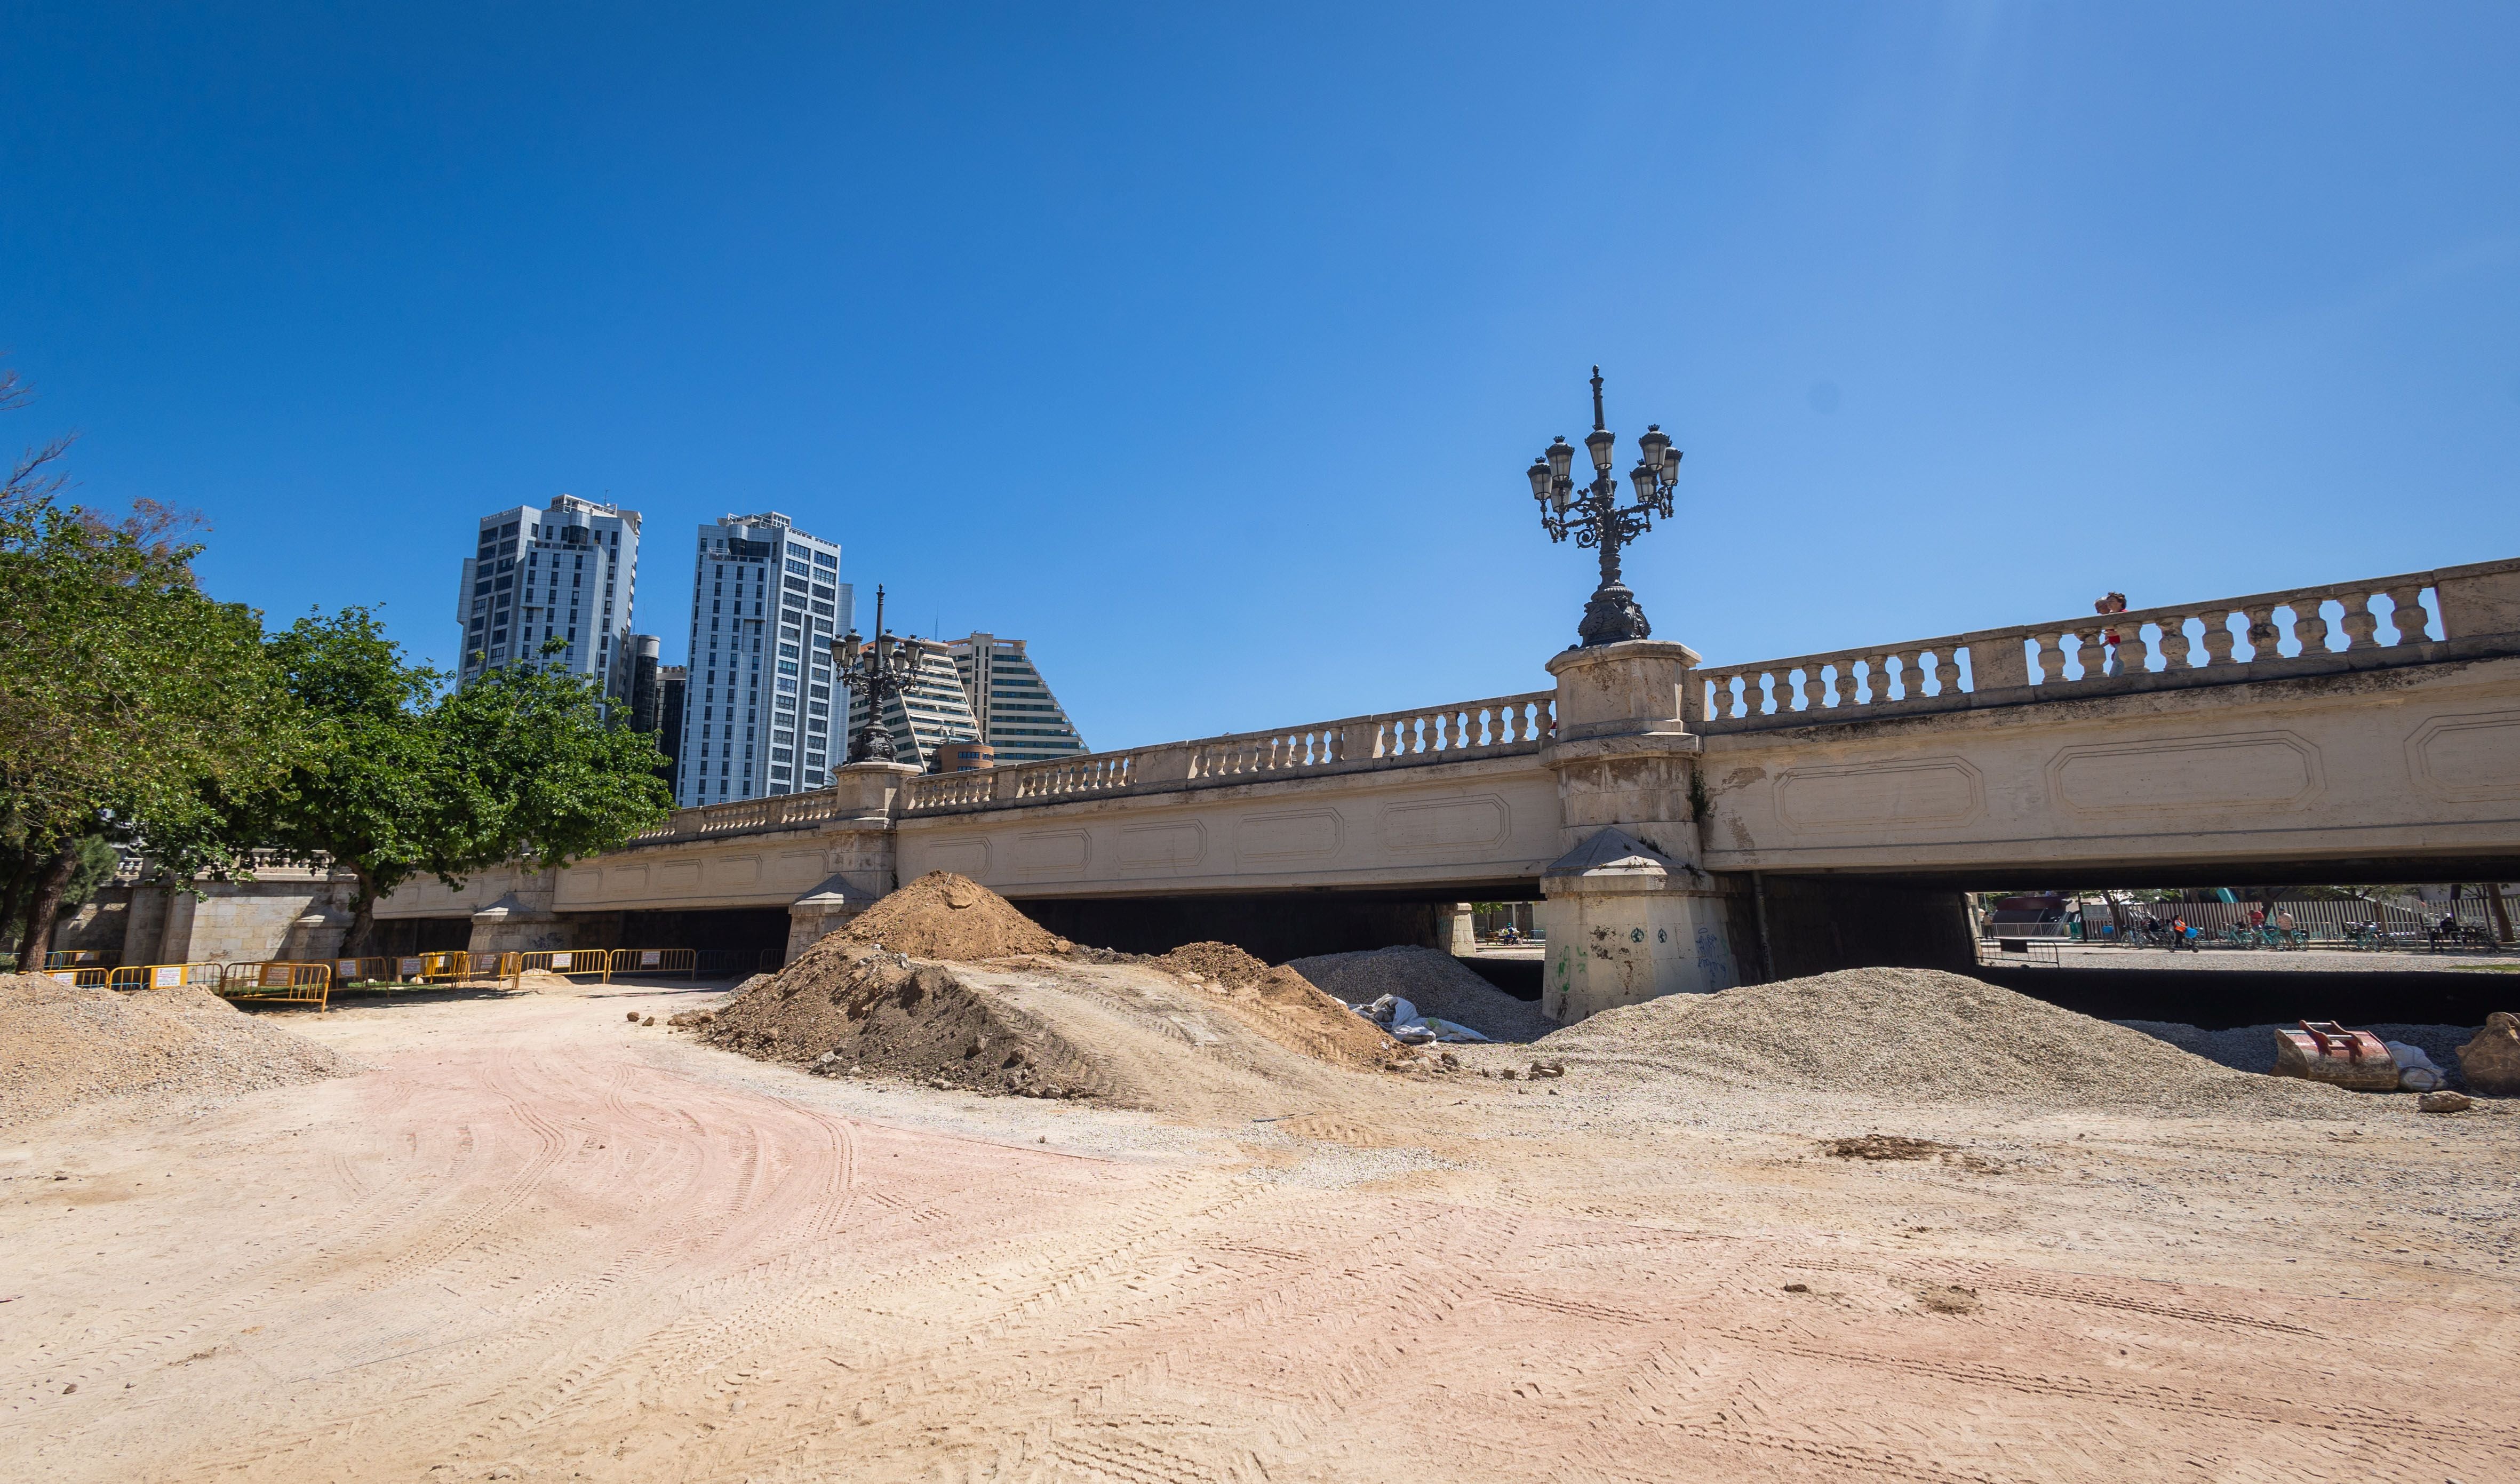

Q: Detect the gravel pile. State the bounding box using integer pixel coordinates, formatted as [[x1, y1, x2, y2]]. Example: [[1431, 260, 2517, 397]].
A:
[[2119, 1020, 2484, 1090], [1533, 967, 2341, 1115], [1285, 947, 1558, 1044], [0, 974, 356, 1129], [840, 872, 1070, 961]]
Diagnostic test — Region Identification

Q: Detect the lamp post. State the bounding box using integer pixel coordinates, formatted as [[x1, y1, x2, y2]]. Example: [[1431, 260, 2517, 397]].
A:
[[1526, 366, 1684, 647], [830, 584, 918, 765]]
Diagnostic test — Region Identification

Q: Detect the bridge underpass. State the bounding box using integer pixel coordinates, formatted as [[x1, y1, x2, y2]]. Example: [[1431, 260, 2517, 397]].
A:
[[372, 555, 2520, 1023]]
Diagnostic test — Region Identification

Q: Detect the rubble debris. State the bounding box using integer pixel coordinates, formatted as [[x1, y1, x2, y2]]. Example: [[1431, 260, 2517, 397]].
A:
[[1286, 946, 1557, 1044], [2418, 1090, 2474, 1114], [1823, 1135, 1951, 1161]]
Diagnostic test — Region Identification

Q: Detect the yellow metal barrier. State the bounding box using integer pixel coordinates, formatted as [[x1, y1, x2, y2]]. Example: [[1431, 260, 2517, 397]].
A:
[[329, 952, 477, 992], [44, 966, 114, 987], [217, 961, 332, 1010], [331, 955, 397, 987], [506, 949, 610, 987], [418, 950, 473, 983], [608, 948, 698, 979], [44, 950, 113, 970], [108, 962, 226, 992]]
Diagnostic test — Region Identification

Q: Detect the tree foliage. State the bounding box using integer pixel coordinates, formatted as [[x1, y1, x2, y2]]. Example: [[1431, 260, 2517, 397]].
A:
[[0, 372, 295, 961], [235, 615, 672, 953]]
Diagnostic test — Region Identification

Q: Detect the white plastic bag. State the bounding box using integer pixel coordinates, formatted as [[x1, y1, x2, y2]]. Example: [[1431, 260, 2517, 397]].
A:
[[2385, 1041, 2444, 1092]]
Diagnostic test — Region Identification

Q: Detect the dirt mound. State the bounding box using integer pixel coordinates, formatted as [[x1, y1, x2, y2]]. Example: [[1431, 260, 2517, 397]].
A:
[[1534, 968, 2341, 1115], [701, 939, 1397, 1118], [1153, 941, 1271, 987], [1139, 942, 1398, 1071], [0, 974, 356, 1129], [1286, 946, 1558, 1044], [838, 872, 1070, 961]]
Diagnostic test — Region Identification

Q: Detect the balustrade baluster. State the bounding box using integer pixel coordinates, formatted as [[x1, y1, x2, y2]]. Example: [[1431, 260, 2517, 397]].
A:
[[1781, 668, 1803, 711], [2338, 596, 2380, 651], [2146, 619, 2182, 669], [2241, 603, 2281, 662], [2025, 633, 2055, 684], [2293, 601, 2330, 655], [2200, 610, 2238, 667], [1926, 649, 1951, 696], [2382, 585, 2433, 645]]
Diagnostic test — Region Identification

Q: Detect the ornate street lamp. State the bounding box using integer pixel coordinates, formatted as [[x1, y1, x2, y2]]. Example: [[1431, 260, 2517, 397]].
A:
[[830, 584, 919, 765], [1527, 366, 1684, 647]]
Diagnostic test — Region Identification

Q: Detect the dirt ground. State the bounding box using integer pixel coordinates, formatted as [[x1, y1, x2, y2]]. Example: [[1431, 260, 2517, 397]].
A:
[[4, 974, 2515, 1482]]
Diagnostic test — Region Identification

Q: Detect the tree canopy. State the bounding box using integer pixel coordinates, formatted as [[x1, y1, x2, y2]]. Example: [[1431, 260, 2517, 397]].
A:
[[235, 613, 673, 952]]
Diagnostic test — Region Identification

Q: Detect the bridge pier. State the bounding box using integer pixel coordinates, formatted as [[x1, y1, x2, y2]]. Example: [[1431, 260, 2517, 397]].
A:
[[1538, 640, 1743, 1022], [785, 761, 922, 961]]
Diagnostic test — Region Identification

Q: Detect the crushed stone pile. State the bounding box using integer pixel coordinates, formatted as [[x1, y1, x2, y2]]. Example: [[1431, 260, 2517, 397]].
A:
[[0, 974, 356, 1129], [839, 871, 1071, 961], [1285, 947, 1558, 1044], [1534, 968, 2342, 1115], [2119, 1020, 2484, 1091]]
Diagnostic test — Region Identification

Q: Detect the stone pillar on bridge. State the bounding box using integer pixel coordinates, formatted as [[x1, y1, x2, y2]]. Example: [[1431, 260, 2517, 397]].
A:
[[785, 761, 923, 962], [1538, 639, 1739, 1023]]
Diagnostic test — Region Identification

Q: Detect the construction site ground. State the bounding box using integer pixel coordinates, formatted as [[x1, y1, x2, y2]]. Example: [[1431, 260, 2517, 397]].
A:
[[5, 972, 2514, 1483]]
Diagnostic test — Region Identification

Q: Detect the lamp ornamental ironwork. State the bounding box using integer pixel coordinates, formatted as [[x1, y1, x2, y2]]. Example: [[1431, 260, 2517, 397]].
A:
[[829, 584, 918, 764], [1526, 366, 1683, 647]]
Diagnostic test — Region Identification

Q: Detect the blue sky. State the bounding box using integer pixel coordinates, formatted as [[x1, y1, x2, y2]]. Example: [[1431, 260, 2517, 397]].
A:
[[4, 4, 2515, 748]]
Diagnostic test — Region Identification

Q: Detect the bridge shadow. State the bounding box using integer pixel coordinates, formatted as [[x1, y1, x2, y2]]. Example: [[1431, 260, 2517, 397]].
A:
[[1975, 963, 2506, 1029]]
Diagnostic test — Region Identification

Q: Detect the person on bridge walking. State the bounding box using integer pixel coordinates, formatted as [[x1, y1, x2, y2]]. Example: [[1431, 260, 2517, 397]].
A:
[[2095, 592, 2130, 676]]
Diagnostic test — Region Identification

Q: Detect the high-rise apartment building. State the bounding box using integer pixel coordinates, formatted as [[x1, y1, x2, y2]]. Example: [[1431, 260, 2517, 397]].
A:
[[457, 495, 642, 695], [675, 513, 854, 805], [948, 633, 1091, 765]]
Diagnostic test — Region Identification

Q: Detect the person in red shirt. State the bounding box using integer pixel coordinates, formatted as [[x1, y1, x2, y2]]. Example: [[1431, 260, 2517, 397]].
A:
[[2095, 592, 2130, 676]]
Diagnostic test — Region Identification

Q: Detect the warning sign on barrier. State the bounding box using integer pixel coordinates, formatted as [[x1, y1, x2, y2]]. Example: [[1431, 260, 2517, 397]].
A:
[[155, 965, 184, 987]]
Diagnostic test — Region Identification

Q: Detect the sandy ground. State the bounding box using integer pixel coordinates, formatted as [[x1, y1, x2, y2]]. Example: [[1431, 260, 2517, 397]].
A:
[[4, 975, 2516, 1483]]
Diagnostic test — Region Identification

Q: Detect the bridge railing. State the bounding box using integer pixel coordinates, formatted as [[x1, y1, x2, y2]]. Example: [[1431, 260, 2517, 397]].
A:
[[898, 690, 1556, 815], [1697, 556, 2518, 732], [626, 786, 855, 845]]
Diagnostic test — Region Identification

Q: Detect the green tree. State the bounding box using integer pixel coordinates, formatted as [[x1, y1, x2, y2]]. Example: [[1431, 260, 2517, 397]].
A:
[[0, 373, 294, 963], [235, 615, 672, 954]]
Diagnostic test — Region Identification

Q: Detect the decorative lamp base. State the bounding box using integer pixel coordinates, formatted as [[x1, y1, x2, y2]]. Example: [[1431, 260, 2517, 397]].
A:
[[1577, 582, 1653, 648], [846, 724, 898, 764]]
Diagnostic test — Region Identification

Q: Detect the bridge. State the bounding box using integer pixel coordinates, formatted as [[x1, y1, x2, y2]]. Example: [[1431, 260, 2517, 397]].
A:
[[376, 556, 2520, 1020]]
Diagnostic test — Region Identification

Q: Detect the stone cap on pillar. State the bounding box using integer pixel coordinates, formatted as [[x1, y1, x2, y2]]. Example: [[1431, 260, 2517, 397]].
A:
[[825, 760, 925, 820], [472, 891, 559, 925], [1541, 827, 1702, 896], [1546, 639, 1701, 741], [792, 874, 858, 913]]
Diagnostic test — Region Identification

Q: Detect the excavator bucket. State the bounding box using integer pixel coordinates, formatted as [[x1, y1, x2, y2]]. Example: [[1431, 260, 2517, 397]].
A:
[[2272, 1020, 2399, 1091]]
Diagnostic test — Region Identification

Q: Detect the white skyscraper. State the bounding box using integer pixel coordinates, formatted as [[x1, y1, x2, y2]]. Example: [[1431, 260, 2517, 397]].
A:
[[676, 512, 854, 806], [457, 494, 642, 695]]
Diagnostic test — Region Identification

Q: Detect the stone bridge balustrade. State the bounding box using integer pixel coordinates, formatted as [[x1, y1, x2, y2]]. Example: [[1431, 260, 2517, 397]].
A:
[[1699, 556, 2520, 733], [895, 691, 1556, 818]]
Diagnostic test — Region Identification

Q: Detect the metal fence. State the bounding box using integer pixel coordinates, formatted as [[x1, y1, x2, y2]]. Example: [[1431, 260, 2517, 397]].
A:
[[1987, 896, 2514, 948], [216, 961, 333, 1010]]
